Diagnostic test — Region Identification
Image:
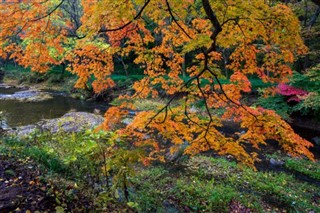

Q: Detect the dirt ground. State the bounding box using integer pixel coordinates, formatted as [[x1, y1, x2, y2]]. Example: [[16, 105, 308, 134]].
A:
[[0, 155, 60, 212], [0, 155, 94, 212]]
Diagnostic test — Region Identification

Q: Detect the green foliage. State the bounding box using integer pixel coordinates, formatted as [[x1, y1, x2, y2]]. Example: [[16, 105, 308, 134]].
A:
[[249, 78, 273, 90], [0, 130, 144, 209], [293, 92, 320, 117], [1, 63, 31, 82], [1, 133, 319, 212], [129, 168, 172, 212], [257, 65, 320, 120], [105, 144, 144, 202], [175, 179, 237, 212], [256, 94, 292, 120], [111, 74, 144, 82], [290, 68, 320, 92], [290, 66, 320, 118], [2, 63, 77, 92]]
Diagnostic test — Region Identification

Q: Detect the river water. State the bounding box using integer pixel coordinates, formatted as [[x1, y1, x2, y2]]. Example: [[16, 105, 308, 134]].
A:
[[0, 86, 107, 127]]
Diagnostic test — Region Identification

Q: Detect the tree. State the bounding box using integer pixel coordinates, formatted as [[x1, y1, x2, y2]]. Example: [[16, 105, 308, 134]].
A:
[[0, 0, 314, 167]]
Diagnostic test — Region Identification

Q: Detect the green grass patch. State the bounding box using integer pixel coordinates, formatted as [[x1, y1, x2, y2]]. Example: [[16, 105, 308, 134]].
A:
[[129, 156, 320, 212], [285, 158, 320, 181]]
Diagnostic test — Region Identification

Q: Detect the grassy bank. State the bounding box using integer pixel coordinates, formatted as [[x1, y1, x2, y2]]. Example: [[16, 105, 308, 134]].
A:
[[0, 131, 319, 212]]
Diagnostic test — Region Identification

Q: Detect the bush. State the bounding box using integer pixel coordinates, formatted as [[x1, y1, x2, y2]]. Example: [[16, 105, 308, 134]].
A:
[[257, 64, 320, 120]]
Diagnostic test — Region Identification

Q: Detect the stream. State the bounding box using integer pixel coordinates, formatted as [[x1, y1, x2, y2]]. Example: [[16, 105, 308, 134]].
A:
[[0, 85, 108, 127]]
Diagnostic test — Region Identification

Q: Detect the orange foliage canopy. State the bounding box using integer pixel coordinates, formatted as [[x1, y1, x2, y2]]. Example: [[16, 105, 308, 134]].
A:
[[0, 0, 314, 168]]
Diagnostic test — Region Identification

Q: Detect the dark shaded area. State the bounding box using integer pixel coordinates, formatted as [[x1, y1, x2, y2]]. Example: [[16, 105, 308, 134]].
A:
[[0, 70, 4, 82], [0, 155, 59, 212], [0, 155, 93, 212]]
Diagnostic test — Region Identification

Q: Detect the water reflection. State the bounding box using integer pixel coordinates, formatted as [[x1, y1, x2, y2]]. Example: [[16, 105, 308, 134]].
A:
[[0, 87, 107, 127]]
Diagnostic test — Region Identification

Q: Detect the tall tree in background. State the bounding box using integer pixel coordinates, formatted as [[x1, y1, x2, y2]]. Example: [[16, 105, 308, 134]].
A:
[[0, 0, 314, 167]]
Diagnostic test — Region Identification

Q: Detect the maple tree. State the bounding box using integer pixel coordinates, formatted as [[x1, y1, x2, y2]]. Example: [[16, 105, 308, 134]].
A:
[[0, 0, 315, 167]]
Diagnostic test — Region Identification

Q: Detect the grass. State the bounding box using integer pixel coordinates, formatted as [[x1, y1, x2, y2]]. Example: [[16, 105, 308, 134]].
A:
[[129, 156, 320, 212], [285, 158, 320, 181], [266, 152, 320, 181]]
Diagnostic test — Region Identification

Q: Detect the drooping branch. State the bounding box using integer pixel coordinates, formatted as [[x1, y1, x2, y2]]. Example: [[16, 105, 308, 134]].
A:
[[31, 0, 66, 22], [199, 1, 258, 121], [98, 0, 151, 33], [165, 0, 193, 40]]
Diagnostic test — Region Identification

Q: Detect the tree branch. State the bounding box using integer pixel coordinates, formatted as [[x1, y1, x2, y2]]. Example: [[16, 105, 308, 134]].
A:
[[98, 0, 151, 33], [308, 6, 320, 30], [31, 0, 65, 22], [165, 0, 193, 40]]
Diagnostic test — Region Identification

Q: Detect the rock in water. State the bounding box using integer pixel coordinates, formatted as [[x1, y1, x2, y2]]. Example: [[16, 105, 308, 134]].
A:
[[0, 89, 52, 102], [42, 112, 104, 133], [9, 112, 104, 137], [312, 137, 320, 145]]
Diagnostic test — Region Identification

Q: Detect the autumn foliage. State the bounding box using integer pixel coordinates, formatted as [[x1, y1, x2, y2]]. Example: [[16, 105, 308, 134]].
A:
[[277, 83, 309, 102], [0, 0, 314, 167]]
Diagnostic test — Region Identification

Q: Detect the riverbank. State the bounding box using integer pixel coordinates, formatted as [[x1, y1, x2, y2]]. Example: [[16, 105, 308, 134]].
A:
[[1, 64, 144, 102]]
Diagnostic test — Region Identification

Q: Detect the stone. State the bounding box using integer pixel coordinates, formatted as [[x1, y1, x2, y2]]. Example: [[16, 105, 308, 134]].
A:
[[269, 158, 284, 167], [121, 118, 133, 125], [9, 112, 104, 137], [41, 112, 104, 133], [0, 89, 52, 102], [312, 137, 320, 145]]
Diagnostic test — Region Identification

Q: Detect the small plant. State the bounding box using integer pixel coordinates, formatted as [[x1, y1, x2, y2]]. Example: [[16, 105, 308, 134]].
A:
[[290, 66, 320, 118]]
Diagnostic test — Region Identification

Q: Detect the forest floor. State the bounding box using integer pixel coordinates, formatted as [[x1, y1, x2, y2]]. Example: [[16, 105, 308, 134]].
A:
[[0, 156, 59, 212], [0, 154, 96, 212]]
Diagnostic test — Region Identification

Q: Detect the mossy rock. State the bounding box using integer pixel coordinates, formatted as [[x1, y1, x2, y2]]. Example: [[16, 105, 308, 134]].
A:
[[10, 112, 104, 137]]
